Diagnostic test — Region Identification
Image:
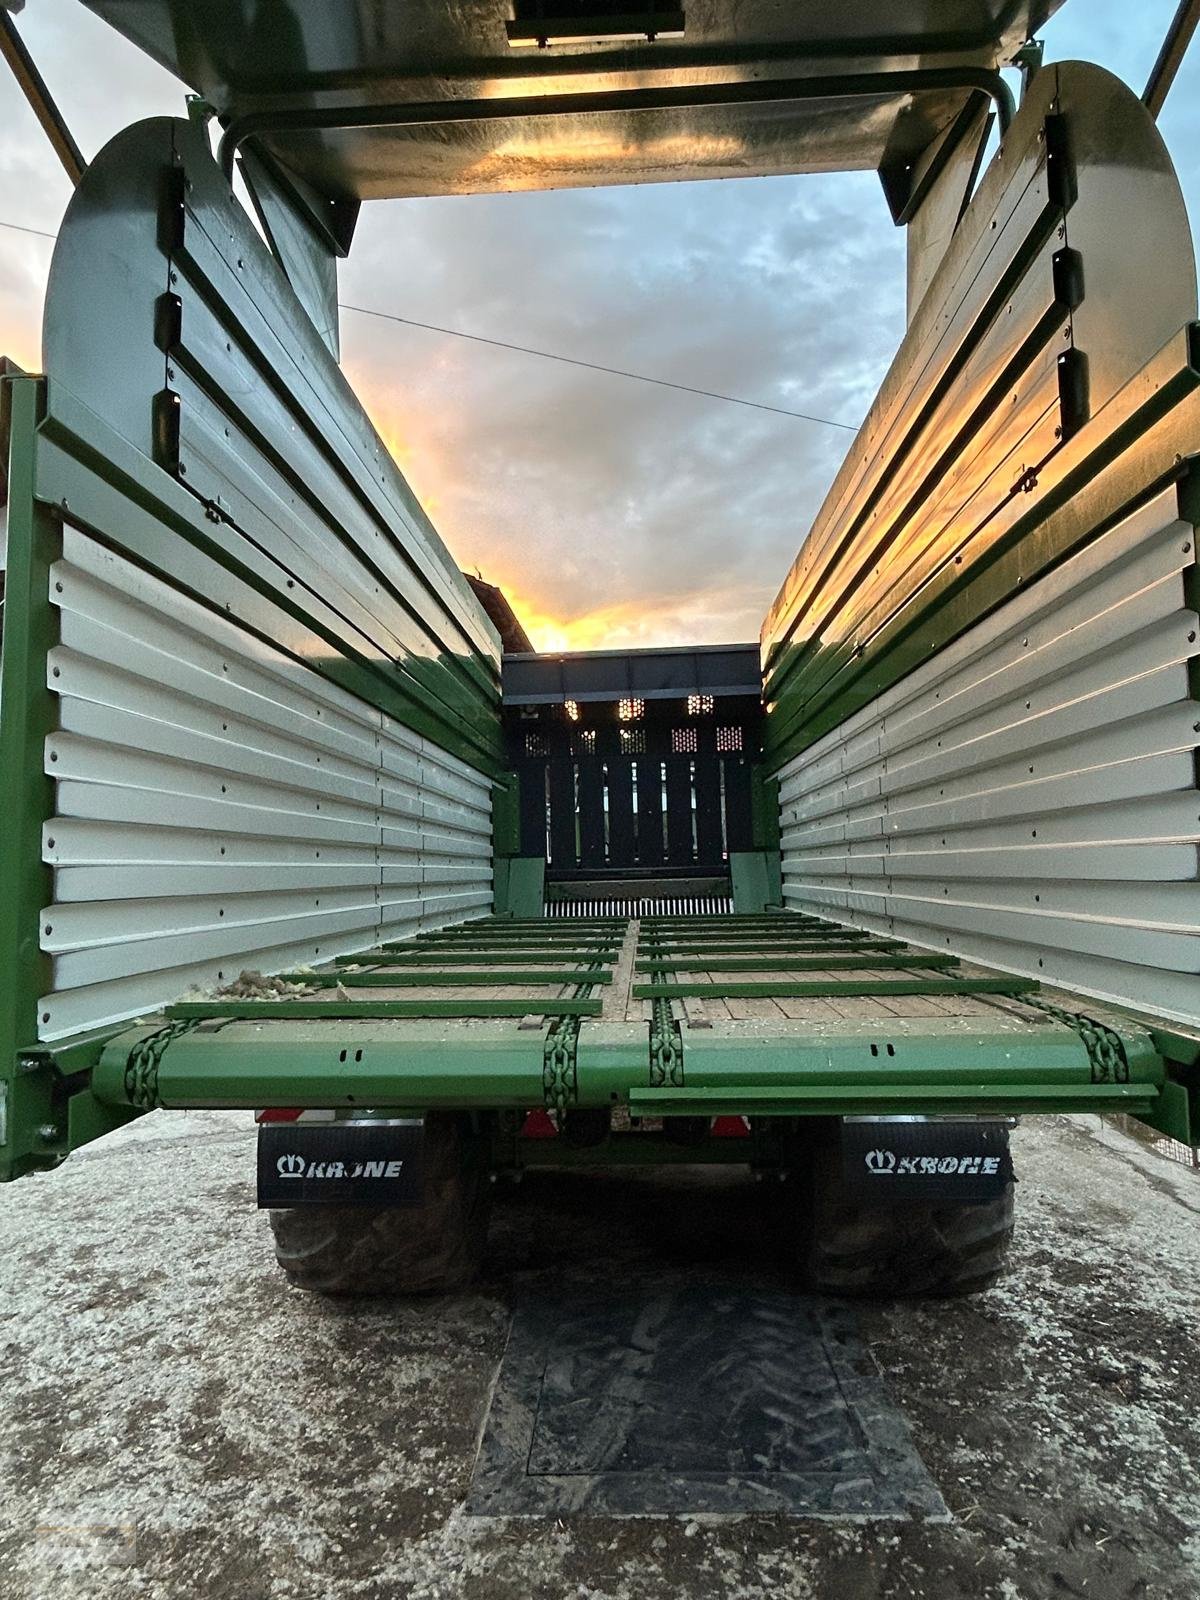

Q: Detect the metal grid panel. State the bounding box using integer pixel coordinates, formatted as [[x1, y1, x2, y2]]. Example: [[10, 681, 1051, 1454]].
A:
[[547, 897, 734, 918], [38, 528, 493, 1040], [776, 491, 1200, 1026]]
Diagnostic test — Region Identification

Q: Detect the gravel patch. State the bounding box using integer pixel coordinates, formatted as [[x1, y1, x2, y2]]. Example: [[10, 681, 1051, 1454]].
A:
[[0, 1113, 1197, 1599]]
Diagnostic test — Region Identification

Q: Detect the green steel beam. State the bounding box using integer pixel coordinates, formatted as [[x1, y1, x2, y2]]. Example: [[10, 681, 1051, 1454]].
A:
[[341, 949, 616, 967], [406, 934, 624, 940], [633, 972, 1036, 998], [634, 977, 1037, 999], [0, 377, 72, 1181], [391, 943, 619, 955], [409, 928, 617, 937], [643, 928, 896, 934], [166, 997, 602, 1019], [87, 991, 1168, 1126], [284, 967, 613, 986], [95, 1023, 552, 1108], [88, 1013, 1164, 1122], [629, 1083, 1160, 1116], [641, 939, 904, 954], [643, 924, 819, 934], [640, 925, 885, 936], [458, 919, 625, 930], [636, 953, 962, 973]]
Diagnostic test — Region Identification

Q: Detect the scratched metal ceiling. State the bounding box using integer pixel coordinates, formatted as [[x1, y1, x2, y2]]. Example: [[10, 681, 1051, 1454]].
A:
[[81, 1, 1064, 199]]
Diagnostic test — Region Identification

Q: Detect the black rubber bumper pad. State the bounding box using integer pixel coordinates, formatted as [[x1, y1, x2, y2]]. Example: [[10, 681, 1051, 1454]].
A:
[[469, 1289, 948, 1519]]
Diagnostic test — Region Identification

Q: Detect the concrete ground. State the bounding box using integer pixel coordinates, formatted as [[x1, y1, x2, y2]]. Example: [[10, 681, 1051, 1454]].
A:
[[0, 1113, 1198, 1600]]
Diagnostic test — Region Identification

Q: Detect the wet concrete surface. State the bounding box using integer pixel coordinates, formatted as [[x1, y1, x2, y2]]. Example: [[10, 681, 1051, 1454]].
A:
[[0, 1113, 1198, 1599]]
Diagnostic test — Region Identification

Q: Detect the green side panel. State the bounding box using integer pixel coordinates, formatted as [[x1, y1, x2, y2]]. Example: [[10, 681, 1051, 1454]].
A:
[[750, 769, 781, 851], [39, 117, 503, 774], [0, 378, 104, 1178], [492, 769, 544, 917], [730, 851, 781, 913], [764, 852, 783, 908], [504, 857, 547, 919], [1133, 1079, 1193, 1146], [491, 774, 521, 859], [67, 1089, 143, 1150], [492, 857, 511, 917]]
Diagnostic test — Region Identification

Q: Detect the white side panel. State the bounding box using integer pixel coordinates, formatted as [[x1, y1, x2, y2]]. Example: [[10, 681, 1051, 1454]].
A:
[[776, 491, 1200, 1026], [38, 529, 493, 1040]]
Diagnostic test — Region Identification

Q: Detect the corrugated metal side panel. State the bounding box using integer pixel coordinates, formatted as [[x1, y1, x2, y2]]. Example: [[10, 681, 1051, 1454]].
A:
[[760, 66, 1198, 771], [777, 490, 1200, 1026], [38, 528, 492, 1041]]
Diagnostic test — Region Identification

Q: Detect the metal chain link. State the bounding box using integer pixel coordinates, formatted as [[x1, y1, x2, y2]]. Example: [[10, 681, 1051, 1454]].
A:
[[542, 1017, 580, 1113], [643, 929, 685, 1089], [1027, 997, 1129, 1083], [649, 995, 684, 1087], [124, 1018, 202, 1109]]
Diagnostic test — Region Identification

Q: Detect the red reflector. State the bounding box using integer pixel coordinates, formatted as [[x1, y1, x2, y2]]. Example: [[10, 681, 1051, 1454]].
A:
[[520, 1109, 558, 1139], [256, 1108, 304, 1123], [712, 1115, 750, 1139]]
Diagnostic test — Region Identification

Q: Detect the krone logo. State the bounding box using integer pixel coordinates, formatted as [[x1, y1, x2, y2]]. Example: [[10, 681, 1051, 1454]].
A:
[[864, 1148, 896, 1174], [276, 1153, 306, 1178]]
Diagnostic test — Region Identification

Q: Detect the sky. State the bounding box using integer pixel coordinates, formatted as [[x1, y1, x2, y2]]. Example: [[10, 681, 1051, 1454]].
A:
[[1, 2, 1198, 651]]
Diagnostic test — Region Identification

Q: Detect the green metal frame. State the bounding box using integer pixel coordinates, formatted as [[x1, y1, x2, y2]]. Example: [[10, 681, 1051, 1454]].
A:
[[2, 401, 1191, 1173], [81, 916, 1169, 1154], [0, 379, 62, 1179]]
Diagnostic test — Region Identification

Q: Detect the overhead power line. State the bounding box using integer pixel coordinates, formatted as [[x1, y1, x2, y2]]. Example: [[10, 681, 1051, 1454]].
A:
[[0, 217, 57, 240], [338, 300, 858, 431], [0, 214, 858, 433]]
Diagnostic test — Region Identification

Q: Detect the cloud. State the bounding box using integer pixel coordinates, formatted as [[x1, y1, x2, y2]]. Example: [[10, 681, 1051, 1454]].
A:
[[342, 169, 905, 644]]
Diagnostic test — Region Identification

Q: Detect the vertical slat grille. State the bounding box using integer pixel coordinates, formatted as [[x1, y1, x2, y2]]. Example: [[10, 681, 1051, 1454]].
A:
[[547, 896, 733, 918]]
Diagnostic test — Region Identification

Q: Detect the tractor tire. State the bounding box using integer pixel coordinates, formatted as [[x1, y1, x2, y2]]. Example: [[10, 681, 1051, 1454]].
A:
[[268, 1113, 490, 1295], [800, 1134, 1014, 1298]]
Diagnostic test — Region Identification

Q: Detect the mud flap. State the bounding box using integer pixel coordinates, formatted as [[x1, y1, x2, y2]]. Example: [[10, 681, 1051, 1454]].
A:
[[840, 1118, 1013, 1204], [256, 1118, 425, 1207]]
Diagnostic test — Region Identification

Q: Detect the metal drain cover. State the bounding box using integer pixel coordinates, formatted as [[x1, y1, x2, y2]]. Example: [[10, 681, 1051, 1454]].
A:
[[468, 1288, 947, 1518]]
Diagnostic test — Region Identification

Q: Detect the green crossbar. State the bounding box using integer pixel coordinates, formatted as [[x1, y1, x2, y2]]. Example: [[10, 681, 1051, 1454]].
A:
[[632, 977, 1038, 999], [166, 997, 603, 1019], [636, 954, 961, 974], [636, 940, 903, 957], [338, 949, 617, 967], [471, 922, 625, 932], [643, 921, 832, 934], [285, 967, 612, 987], [409, 934, 624, 940], [628, 1082, 1156, 1113], [643, 929, 897, 942]]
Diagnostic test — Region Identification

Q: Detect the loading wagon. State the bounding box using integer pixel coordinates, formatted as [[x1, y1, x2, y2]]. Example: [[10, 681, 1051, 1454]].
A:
[[1, 0, 1196, 1298]]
